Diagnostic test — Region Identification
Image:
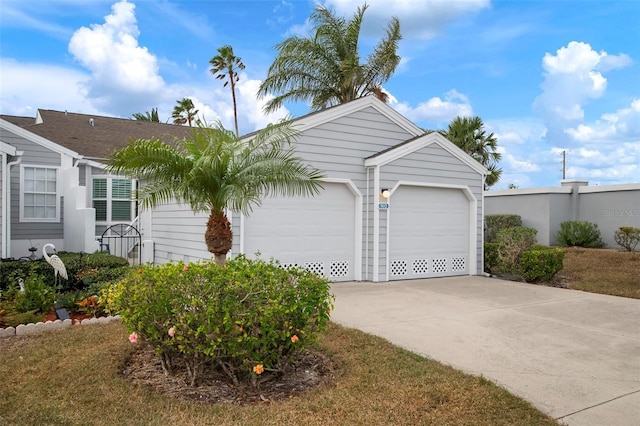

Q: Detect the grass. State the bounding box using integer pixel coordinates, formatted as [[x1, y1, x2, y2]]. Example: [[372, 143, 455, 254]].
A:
[[561, 247, 640, 299], [0, 322, 558, 426]]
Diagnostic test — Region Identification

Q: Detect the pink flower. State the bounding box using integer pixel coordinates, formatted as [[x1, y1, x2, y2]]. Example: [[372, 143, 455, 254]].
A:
[[128, 332, 138, 343], [291, 335, 299, 343], [183, 265, 189, 272], [168, 326, 176, 337], [137, 269, 142, 274]]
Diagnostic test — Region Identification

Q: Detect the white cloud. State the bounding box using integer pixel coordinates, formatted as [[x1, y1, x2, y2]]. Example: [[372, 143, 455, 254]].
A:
[[0, 58, 101, 116], [502, 152, 540, 173], [68, 0, 167, 113], [390, 89, 473, 126], [489, 119, 547, 146], [323, 0, 490, 39], [533, 41, 632, 129]]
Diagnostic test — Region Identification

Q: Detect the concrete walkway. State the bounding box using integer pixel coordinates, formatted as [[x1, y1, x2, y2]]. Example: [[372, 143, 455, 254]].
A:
[[330, 276, 640, 426]]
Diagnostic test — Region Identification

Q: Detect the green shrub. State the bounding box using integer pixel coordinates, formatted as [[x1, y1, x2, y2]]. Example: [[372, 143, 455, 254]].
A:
[[614, 227, 640, 252], [556, 221, 604, 248], [0, 252, 130, 292], [496, 227, 538, 274], [485, 214, 522, 243], [0, 309, 46, 328], [8, 276, 56, 314], [484, 242, 501, 273], [520, 248, 565, 283], [103, 255, 334, 387]]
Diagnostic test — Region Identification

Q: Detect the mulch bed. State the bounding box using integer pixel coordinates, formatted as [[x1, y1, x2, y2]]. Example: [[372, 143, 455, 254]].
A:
[[121, 345, 338, 405]]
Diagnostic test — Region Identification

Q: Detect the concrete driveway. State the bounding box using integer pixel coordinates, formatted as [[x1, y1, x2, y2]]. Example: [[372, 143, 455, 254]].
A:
[[330, 276, 640, 426]]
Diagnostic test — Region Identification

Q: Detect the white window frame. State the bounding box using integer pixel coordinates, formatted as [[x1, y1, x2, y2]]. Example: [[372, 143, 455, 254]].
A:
[[92, 176, 136, 224], [19, 164, 60, 223]]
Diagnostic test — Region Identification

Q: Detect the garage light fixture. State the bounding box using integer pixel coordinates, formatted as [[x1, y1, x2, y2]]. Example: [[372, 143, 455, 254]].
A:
[[380, 188, 390, 199]]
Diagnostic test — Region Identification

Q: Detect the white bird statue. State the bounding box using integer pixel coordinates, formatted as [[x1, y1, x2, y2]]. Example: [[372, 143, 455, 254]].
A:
[[42, 243, 68, 288], [18, 278, 25, 294]]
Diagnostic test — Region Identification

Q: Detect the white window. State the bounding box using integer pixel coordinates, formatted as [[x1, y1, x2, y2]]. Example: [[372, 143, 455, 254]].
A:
[[20, 166, 60, 222], [92, 177, 135, 223]]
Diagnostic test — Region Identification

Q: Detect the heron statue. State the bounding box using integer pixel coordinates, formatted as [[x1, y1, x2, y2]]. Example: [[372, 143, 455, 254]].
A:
[[42, 243, 68, 288]]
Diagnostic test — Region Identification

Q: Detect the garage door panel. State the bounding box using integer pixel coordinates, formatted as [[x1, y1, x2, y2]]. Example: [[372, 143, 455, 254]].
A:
[[244, 183, 355, 281], [389, 186, 469, 280]]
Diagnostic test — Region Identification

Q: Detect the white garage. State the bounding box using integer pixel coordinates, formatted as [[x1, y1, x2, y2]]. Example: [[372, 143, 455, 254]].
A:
[[242, 181, 361, 282], [388, 185, 472, 280], [144, 96, 487, 282]]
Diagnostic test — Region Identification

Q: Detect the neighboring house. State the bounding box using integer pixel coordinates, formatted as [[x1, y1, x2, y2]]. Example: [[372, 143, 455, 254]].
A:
[[485, 180, 640, 247], [1, 97, 488, 282], [0, 110, 190, 260]]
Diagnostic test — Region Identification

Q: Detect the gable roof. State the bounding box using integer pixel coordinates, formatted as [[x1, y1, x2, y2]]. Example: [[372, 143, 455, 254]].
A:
[[0, 110, 192, 160], [365, 131, 489, 176], [0, 140, 18, 156], [0, 117, 79, 158], [293, 95, 424, 135]]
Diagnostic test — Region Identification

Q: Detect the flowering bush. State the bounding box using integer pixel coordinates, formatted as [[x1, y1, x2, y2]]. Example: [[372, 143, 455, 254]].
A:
[[102, 255, 334, 387]]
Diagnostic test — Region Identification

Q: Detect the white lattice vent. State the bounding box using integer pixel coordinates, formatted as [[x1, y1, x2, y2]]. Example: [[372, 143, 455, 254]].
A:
[[278, 262, 299, 271], [452, 257, 466, 272], [432, 258, 448, 273], [329, 261, 349, 277], [304, 262, 325, 276], [390, 260, 407, 276], [412, 259, 428, 274]]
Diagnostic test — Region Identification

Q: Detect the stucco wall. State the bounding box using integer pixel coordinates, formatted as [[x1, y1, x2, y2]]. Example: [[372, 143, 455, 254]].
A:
[[485, 182, 639, 248]]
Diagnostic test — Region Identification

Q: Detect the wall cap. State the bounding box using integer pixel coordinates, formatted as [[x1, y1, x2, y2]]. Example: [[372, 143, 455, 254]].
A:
[[578, 183, 640, 193], [484, 187, 572, 196]]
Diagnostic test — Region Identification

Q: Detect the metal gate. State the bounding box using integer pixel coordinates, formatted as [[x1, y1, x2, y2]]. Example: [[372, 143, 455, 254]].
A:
[[100, 223, 142, 266]]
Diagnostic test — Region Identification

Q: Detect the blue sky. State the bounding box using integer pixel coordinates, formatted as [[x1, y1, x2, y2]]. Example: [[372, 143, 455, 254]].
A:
[[1, 0, 638, 188]]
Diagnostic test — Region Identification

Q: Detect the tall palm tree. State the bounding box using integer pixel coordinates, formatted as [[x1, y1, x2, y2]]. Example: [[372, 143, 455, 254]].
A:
[[210, 45, 245, 136], [257, 3, 401, 113], [132, 107, 160, 122], [172, 98, 199, 126], [441, 116, 502, 188], [106, 121, 324, 266]]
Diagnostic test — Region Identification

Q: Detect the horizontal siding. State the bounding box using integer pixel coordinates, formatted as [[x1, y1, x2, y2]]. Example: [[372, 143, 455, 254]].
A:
[[151, 201, 211, 264], [0, 162, 3, 255], [381, 143, 484, 275], [0, 128, 61, 166], [3, 127, 64, 241]]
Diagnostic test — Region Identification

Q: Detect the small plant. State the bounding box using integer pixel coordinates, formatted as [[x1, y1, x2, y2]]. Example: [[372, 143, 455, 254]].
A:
[[484, 242, 501, 273], [76, 295, 103, 317], [10, 276, 56, 314], [496, 226, 537, 275], [614, 227, 640, 252], [556, 221, 604, 248], [485, 214, 522, 243], [520, 248, 565, 283], [103, 255, 334, 387]]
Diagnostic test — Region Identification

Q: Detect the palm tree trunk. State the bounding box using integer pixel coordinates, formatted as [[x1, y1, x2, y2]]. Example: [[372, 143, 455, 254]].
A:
[[205, 210, 233, 266], [231, 78, 239, 137]]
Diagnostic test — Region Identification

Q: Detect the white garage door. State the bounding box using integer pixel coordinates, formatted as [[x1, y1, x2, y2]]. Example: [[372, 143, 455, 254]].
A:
[[389, 186, 469, 280], [243, 182, 356, 281]]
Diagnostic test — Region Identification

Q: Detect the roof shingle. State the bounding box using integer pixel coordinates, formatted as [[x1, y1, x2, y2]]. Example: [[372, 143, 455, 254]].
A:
[[1, 109, 192, 159]]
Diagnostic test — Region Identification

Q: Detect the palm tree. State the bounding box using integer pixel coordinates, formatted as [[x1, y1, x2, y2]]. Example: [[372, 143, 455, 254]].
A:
[[441, 116, 502, 188], [132, 107, 160, 122], [172, 98, 199, 126], [257, 3, 401, 113], [210, 45, 245, 136], [106, 121, 324, 266]]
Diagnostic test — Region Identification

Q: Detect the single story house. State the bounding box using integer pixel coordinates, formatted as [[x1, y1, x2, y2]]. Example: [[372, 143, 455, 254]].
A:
[[1, 96, 488, 282]]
